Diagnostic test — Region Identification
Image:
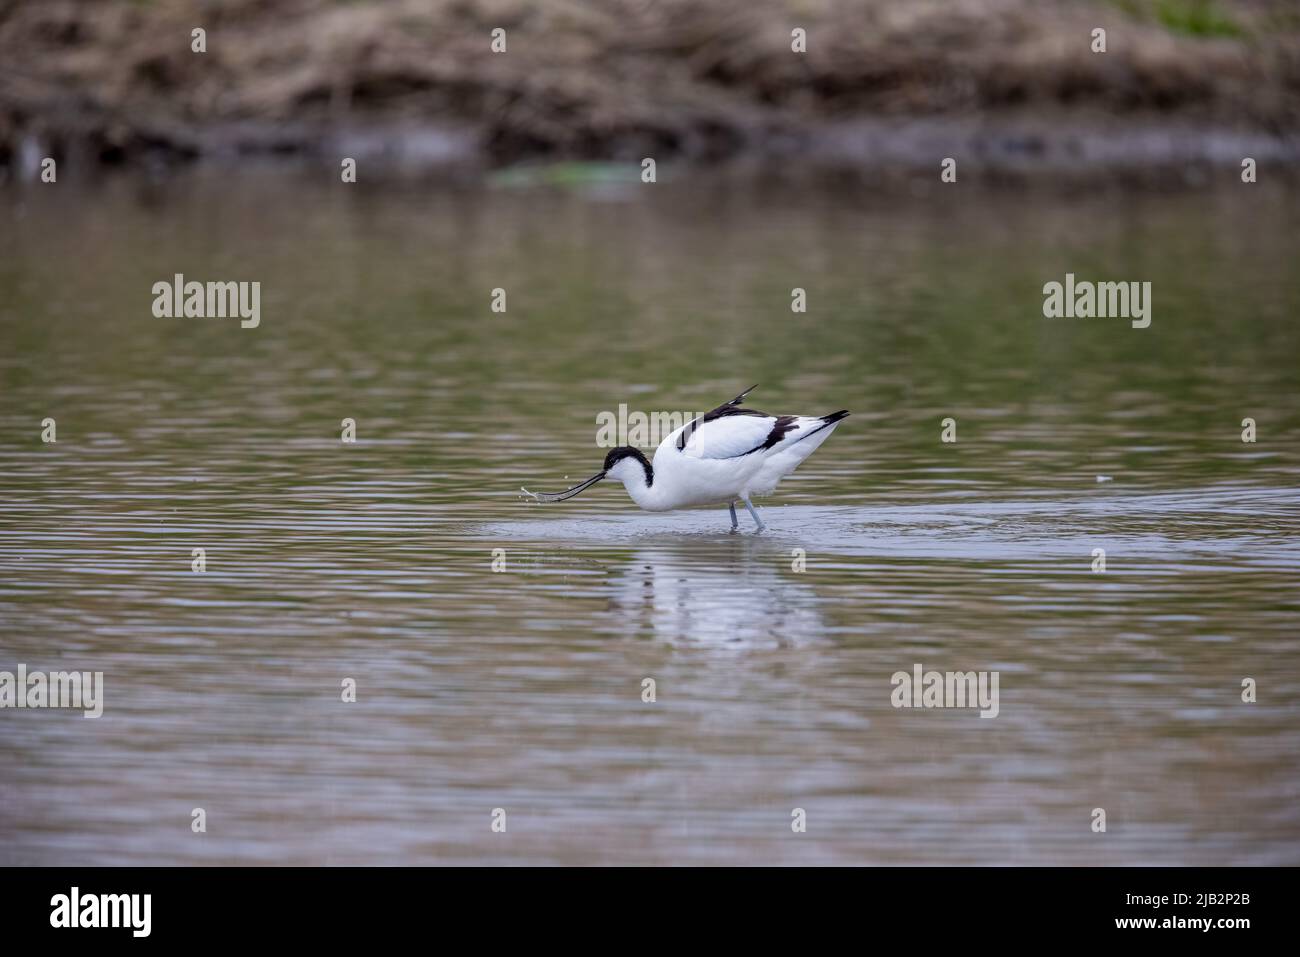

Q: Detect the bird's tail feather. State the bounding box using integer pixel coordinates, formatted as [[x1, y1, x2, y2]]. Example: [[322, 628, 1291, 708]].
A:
[[783, 410, 850, 448]]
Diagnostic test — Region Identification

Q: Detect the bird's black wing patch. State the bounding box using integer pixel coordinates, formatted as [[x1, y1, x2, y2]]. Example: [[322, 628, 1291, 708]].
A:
[[735, 412, 848, 457], [676, 384, 762, 451], [754, 415, 798, 453], [717, 414, 798, 458]]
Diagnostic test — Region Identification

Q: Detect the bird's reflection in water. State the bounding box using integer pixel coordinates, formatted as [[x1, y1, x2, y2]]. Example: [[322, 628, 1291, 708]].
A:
[[607, 540, 828, 649]]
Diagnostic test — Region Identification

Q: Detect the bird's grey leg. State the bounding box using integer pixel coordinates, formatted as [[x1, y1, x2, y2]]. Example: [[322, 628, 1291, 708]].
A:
[[728, 502, 739, 531], [741, 495, 766, 532]]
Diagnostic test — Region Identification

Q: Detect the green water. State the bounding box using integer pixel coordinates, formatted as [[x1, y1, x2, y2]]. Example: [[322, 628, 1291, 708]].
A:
[[1, 170, 1298, 864]]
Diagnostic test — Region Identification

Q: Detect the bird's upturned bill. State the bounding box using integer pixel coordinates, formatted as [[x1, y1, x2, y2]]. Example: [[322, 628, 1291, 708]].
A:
[[522, 471, 606, 503]]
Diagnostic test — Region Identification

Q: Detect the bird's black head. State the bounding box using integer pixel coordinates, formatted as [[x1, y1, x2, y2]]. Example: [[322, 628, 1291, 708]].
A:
[[526, 446, 653, 503], [603, 446, 643, 472], [602, 446, 653, 486]]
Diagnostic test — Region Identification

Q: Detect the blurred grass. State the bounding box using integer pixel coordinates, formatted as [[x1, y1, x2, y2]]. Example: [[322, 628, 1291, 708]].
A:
[[1155, 0, 1243, 36], [1111, 0, 1244, 38]]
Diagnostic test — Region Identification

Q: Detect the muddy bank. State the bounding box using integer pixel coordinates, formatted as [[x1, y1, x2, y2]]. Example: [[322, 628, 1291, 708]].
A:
[[2, 0, 1298, 180]]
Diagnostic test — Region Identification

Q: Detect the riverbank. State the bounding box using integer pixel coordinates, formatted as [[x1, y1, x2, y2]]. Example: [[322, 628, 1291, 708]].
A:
[[2, 0, 1298, 181]]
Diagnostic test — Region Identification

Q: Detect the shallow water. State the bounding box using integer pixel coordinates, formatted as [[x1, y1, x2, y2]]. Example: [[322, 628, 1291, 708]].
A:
[[1, 170, 1298, 865]]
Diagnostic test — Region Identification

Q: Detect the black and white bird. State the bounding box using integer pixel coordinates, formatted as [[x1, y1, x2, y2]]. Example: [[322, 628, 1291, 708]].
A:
[[524, 386, 849, 531]]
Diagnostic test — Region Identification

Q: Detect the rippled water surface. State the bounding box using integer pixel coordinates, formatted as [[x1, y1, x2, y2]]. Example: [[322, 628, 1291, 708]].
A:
[[2, 172, 1298, 865]]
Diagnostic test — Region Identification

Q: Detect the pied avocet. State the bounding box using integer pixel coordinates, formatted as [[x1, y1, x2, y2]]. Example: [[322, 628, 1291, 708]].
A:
[[524, 386, 849, 531]]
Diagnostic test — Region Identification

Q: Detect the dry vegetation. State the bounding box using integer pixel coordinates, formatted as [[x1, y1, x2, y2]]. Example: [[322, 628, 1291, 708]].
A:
[[1, 0, 1297, 173]]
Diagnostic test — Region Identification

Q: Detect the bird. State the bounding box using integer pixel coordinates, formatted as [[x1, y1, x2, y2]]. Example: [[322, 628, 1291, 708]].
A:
[[523, 385, 849, 531]]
